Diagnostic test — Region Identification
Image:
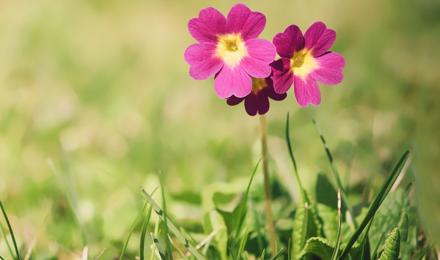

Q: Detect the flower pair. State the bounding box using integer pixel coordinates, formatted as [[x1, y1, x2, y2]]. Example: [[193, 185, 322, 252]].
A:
[[184, 3, 345, 116]]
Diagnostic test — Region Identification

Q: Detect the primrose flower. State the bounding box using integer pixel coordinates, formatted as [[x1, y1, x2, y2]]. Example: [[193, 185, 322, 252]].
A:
[[184, 4, 276, 99], [271, 22, 345, 106], [227, 77, 286, 116]]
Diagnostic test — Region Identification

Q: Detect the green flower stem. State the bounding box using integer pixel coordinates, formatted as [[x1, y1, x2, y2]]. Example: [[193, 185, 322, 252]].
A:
[[259, 115, 277, 256]]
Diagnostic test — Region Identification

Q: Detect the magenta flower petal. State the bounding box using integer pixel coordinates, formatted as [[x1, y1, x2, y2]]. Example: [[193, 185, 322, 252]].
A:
[[273, 25, 305, 58], [241, 57, 272, 78], [271, 59, 294, 94], [304, 21, 336, 57], [241, 38, 275, 78], [215, 66, 252, 98], [226, 4, 266, 40], [188, 7, 226, 43], [312, 52, 345, 84], [184, 43, 224, 80], [293, 76, 321, 106], [246, 39, 276, 62]]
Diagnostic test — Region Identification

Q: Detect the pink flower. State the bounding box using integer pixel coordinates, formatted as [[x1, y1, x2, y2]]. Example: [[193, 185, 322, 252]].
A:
[[271, 22, 345, 107], [226, 77, 287, 116], [184, 4, 276, 99]]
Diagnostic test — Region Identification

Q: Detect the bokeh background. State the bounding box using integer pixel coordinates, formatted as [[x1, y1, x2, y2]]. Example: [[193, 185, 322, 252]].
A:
[[0, 0, 439, 258]]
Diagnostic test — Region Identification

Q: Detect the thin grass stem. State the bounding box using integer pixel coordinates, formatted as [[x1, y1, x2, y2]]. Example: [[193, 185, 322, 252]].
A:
[[331, 191, 343, 260], [285, 113, 307, 199], [312, 119, 357, 228], [0, 223, 14, 259], [259, 115, 277, 256], [0, 201, 21, 260]]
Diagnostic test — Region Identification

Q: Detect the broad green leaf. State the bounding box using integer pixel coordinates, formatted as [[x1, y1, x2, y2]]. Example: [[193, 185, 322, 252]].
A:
[[398, 212, 409, 242], [338, 151, 410, 259], [299, 237, 334, 260], [378, 228, 400, 260], [316, 173, 338, 209], [291, 202, 320, 259], [317, 204, 338, 240]]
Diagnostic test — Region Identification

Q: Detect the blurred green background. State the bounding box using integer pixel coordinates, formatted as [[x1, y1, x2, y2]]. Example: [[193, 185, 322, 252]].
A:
[[0, 0, 439, 258]]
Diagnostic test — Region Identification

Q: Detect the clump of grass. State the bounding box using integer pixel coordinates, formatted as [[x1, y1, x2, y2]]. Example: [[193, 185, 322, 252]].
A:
[[110, 115, 422, 260], [1, 116, 431, 260]]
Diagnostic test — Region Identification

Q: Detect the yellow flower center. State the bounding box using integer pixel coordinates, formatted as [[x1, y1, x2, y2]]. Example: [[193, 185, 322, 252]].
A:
[[252, 78, 267, 94], [216, 33, 248, 68], [290, 49, 317, 79]]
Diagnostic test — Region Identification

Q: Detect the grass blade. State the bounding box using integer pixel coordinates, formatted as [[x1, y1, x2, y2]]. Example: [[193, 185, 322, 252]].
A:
[[140, 204, 153, 260], [159, 179, 173, 260], [0, 201, 21, 260], [312, 119, 357, 227], [359, 222, 372, 260], [234, 159, 260, 238], [285, 113, 306, 198], [119, 203, 148, 260], [0, 223, 15, 259], [141, 189, 205, 260], [270, 247, 286, 260], [150, 233, 165, 260], [48, 157, 89, 243], [331, 191, 343, 260], [338, 150, 411, 259]]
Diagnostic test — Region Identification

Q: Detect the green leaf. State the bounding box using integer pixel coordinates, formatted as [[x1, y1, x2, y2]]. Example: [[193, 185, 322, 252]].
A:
[[317, 204, 338, 241], [316, 173, 338, 209], [299, 237, 334, 260], [338, 150, 410, 259], [398, 212, 409, 242], [378, 228, 400, 260], [291, 202, 320, 259]]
